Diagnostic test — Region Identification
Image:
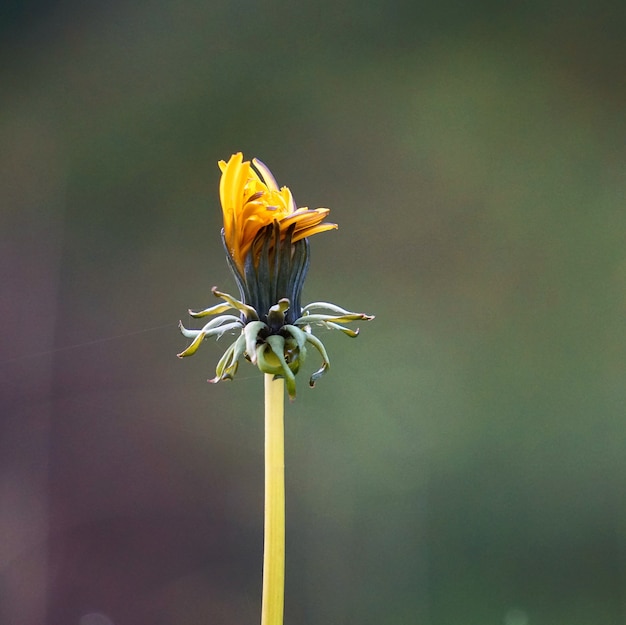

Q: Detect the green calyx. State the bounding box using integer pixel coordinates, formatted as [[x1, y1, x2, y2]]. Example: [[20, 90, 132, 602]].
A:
[[178, 287, 374, 399]]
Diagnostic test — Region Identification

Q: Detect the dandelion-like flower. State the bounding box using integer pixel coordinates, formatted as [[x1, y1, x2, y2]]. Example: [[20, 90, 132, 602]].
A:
[[178, 152, 373, 399]]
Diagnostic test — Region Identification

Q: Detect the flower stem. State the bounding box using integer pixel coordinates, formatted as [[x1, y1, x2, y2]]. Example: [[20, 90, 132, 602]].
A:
[[261, 374, 285, 625]]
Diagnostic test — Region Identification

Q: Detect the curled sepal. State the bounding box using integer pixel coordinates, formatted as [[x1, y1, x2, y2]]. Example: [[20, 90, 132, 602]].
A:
[[295, 303, 374, 339], [179, 321, 203, 340], [302, 331, 331, 387], [177, 327, 208, 358], [283, 324, 308, 358], [179, 283, 373, 395], [189, 302, 238, 318], [244, 321, 267, 365], [210, 333, 247, 383], [289, 302, 374, 374], [282, 325, 308, 376], [178, 315, 243, 357], [211, 321, 247, 339], [211, 287, 259, 321], [255, 343, 285, 377], [301, 302, 375, 320], [284, 338, 304, 376], [263, 335, 297, 400], [321, 321, 360, 337], [266, 298, 290, 332], [309, 361, 329, 387], [297, 312, 370, 325]]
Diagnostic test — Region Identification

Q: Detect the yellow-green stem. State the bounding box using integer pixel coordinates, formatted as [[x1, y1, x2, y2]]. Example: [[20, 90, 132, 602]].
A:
[[261, 374, 285, 625]]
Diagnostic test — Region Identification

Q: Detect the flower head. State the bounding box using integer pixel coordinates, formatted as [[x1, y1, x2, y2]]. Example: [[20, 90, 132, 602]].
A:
[[179, 153, 373, 399], [220, 153, 337, 276]]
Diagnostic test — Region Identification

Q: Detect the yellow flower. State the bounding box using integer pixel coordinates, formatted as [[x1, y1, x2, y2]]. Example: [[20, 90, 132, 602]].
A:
[[219, 152, 337, 274], [179, 152, 373, 399]]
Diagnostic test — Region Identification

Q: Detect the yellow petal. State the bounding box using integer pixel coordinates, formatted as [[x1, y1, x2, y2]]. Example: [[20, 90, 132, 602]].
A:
[[252, 158, 279, 192], [217, 153, 337, 273], [280, 207, 330, 229], [292, 222, 338, 242]]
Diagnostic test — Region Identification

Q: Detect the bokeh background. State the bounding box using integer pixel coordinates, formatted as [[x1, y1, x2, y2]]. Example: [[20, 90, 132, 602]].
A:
[[1, 1, 625, 624]]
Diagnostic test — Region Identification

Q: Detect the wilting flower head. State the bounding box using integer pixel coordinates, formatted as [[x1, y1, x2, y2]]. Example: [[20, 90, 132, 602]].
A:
[[220, 152, 337, 278], [178, 152, 373, 399]]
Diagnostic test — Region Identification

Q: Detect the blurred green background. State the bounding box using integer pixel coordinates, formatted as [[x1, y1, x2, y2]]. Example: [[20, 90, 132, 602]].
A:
[[1, 1, 625, 624]]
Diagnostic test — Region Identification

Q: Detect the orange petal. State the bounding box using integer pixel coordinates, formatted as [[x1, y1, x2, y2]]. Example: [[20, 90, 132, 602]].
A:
[[291, 222, 338, 243]]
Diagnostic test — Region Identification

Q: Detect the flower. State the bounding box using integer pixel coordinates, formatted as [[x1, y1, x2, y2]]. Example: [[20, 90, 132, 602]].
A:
[[220, 152, 337, 276], [178, 153, 373, 399]]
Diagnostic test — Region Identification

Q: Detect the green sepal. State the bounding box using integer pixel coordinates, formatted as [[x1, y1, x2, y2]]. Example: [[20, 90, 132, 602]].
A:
[[267, 298, 290, 331], [282, 331, 306, 374], [178, 317, 243, 357], [283, 324, 308, 357], [179, 321, 202, 339], [222, 229, 252, 305], [265, 335, 297, 400], [296, 312, 370, 324], [256, 343, 285, 376], [274, 223, 294, 310], [254, 225, 273, 317], [180, 315, 241, 337], [211, 333, 246, 382], [244, 321, 267, 364], [309, 361, 329, 387], [301, 302, 359, 315], [322, 321, 360, 337], [288, 238, 309, 319], [211, 321, 246, 339], [189, 302, 237, 318], [212, 287, 259, 320], [303, 332, 331, 387], [177, 329, 207, 358]]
